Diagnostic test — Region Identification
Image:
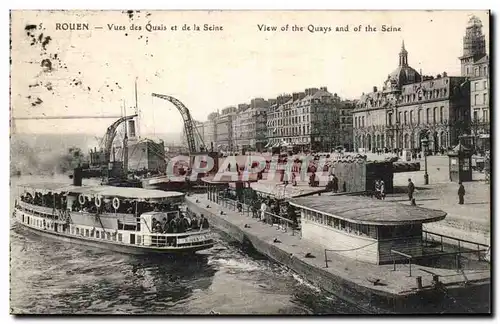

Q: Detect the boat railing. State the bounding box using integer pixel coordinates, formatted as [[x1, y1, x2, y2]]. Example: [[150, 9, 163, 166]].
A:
[[139, 229, 213, 248], [17, 201, 56, 218], [217, 194, 299, 236], [17, 201, 134, 220]]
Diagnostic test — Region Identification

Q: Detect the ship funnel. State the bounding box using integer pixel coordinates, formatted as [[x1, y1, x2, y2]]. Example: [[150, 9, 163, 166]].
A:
[[73, 167, 83, 186]]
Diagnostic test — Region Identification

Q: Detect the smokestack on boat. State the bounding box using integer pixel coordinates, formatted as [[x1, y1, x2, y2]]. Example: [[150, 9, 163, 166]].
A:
[[72, 167, 83, 186]]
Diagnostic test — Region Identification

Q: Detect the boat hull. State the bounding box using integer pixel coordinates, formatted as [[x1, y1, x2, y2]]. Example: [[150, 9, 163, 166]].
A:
[[13, 218, 215, 256]]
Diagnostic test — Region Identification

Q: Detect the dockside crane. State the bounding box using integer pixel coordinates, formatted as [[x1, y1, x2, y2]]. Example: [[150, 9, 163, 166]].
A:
[[151, 93, 218, 178], [151, 93, 206, 153]]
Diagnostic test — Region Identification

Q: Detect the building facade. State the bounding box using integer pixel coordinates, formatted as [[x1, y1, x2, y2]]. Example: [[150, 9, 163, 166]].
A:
[[338, 100, 355, 151], [203, 111, 219, 150], [232, 99, 270, 151], [266, 87, 342, 152], [459, 16, 490, 142], [353, 42, 470, 153], [215, 106, 237, 151]]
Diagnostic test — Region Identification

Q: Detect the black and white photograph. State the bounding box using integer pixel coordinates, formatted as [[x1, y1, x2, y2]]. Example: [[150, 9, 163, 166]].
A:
[[8, 9, 491, 316]]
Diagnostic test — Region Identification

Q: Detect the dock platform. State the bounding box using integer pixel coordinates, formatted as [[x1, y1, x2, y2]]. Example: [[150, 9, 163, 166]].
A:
[[186, 194, 491, 313]]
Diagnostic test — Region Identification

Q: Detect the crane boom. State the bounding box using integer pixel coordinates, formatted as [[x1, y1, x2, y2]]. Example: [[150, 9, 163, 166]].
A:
[[151, 93, 205, 154], [102, 114, 137, 164]]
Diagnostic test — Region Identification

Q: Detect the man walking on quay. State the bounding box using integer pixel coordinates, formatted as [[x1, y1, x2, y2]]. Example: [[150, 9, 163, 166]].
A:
[[458, 181, 466, 205], [408, 178, 415, 201]]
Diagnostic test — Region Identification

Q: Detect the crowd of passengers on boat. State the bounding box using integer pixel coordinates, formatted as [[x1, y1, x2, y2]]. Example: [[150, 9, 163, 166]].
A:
[[150, 214, 209, 234], [19, 192, 181, 215], [18, 191, 211, 234]]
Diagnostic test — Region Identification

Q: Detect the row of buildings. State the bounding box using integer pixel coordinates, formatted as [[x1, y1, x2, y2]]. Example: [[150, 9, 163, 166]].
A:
[[189, 88, 354, 152], [183, 16, 489, 154], [352, 15, 490, 153]]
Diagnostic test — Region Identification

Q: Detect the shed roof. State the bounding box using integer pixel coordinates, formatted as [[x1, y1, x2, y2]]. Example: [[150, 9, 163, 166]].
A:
[[289, 195, 446, 225], [201, 173, 259, 184]]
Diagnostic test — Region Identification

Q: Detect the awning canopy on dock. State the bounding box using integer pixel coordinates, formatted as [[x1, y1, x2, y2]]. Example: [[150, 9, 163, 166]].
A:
[[289, 195, 447, 226], [201, 173, 260, 184], [18, 182, 185, 200], [250, 181, 326, 199]]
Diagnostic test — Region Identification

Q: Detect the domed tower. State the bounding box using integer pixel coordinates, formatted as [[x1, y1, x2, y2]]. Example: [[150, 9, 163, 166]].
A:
[[383, 41, 421, 92], [460, 15, 487, 77]]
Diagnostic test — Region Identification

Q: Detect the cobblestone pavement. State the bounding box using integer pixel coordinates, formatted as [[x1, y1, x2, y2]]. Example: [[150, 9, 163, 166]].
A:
[[388, 156, 490, 245]]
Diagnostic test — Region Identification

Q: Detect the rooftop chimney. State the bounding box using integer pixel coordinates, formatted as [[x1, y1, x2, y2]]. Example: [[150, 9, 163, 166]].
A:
[[373, 86, 378, 93]]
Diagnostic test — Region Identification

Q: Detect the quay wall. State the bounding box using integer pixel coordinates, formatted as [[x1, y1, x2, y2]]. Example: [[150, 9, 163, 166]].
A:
[[188, 199, 418, 313], [186, 197, 490, 313]]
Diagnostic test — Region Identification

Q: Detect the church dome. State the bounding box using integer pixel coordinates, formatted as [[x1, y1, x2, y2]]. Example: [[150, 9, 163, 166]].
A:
[[389, 65, 421, 86], [386, 40, 421, 88]]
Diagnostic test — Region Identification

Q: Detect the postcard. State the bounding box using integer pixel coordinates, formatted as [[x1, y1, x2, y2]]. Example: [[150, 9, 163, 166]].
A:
[[10, 10, 491, 315]]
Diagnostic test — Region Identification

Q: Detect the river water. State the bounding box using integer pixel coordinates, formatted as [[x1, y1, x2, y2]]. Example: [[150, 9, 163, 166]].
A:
[[9, 175, 489, 314], [9, 175, 364, 315]]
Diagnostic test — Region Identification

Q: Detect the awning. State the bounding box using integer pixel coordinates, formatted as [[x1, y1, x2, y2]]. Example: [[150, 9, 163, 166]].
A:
[[18, 183, 185, 200]]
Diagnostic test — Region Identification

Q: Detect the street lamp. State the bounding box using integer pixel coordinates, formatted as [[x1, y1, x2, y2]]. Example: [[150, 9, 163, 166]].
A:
[[421, 137, 429, 185]]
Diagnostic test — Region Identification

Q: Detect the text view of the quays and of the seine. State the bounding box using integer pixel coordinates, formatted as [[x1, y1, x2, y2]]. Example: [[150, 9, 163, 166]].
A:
[[9, 10, 490, 315]]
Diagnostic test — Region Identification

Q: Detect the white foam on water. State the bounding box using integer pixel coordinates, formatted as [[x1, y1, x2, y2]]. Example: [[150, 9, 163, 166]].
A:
[[291, 273, 321, 293], [208, 258, 262, 272]]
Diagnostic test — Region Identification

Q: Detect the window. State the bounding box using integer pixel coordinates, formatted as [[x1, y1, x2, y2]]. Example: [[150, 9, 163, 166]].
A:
[[484, 81, 487, 89], [475, 68, 479, 76], [483, 93, 488, 105], [417, 110, 421, 125], [118, 233, 123, 242], [474, 82, 478, 91], [473, 110, 479, 122], [484, 66, 487, 76], [409, 111, 413, 124], [137, 235, 142, 245], [483, 109, 489, 123], [398, 112, 402, 124], [76, 228, 80, 235], [475, 94, 479, 105], [403, 111, 407, 125], [85, 229, 89, 237], [96, 231, 100, 239], [440, 107, 444, 123], [426, 108, 430, 124]]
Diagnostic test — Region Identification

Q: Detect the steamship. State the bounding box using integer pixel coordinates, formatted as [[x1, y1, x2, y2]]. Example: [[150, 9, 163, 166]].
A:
[[13, 172, 215, 255]]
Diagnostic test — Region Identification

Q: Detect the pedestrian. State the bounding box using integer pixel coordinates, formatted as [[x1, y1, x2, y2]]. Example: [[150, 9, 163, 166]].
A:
[[260, 200, 267, 222], [374, 180, 381, 199], [458, 181, 465, 205], [380, 179, 386, 200], [332, 174, 339, 193], [407, 178, 415, 201]]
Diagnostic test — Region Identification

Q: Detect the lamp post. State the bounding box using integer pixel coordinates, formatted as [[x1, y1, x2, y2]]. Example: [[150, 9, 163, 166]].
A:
[[421, 137, 429, 185]]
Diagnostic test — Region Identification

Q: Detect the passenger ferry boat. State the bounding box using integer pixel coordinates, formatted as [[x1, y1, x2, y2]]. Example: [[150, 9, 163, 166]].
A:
[[13, 182, 215, 255]]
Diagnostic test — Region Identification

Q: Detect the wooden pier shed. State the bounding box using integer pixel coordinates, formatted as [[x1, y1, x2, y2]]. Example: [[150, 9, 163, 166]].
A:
[[289, 196, 447, 265]]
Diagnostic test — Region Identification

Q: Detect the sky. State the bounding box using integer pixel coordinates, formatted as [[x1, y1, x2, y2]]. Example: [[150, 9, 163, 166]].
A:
[[10, 10, 490, 136]]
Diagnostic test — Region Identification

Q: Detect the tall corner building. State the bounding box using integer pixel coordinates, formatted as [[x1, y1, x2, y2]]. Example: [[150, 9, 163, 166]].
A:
[[459, 15, 490, 138]]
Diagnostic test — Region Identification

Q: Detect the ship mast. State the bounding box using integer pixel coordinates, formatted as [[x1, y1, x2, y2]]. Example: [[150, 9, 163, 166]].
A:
[[122, 101, 129, 177], [135, 77, 141, 139]]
